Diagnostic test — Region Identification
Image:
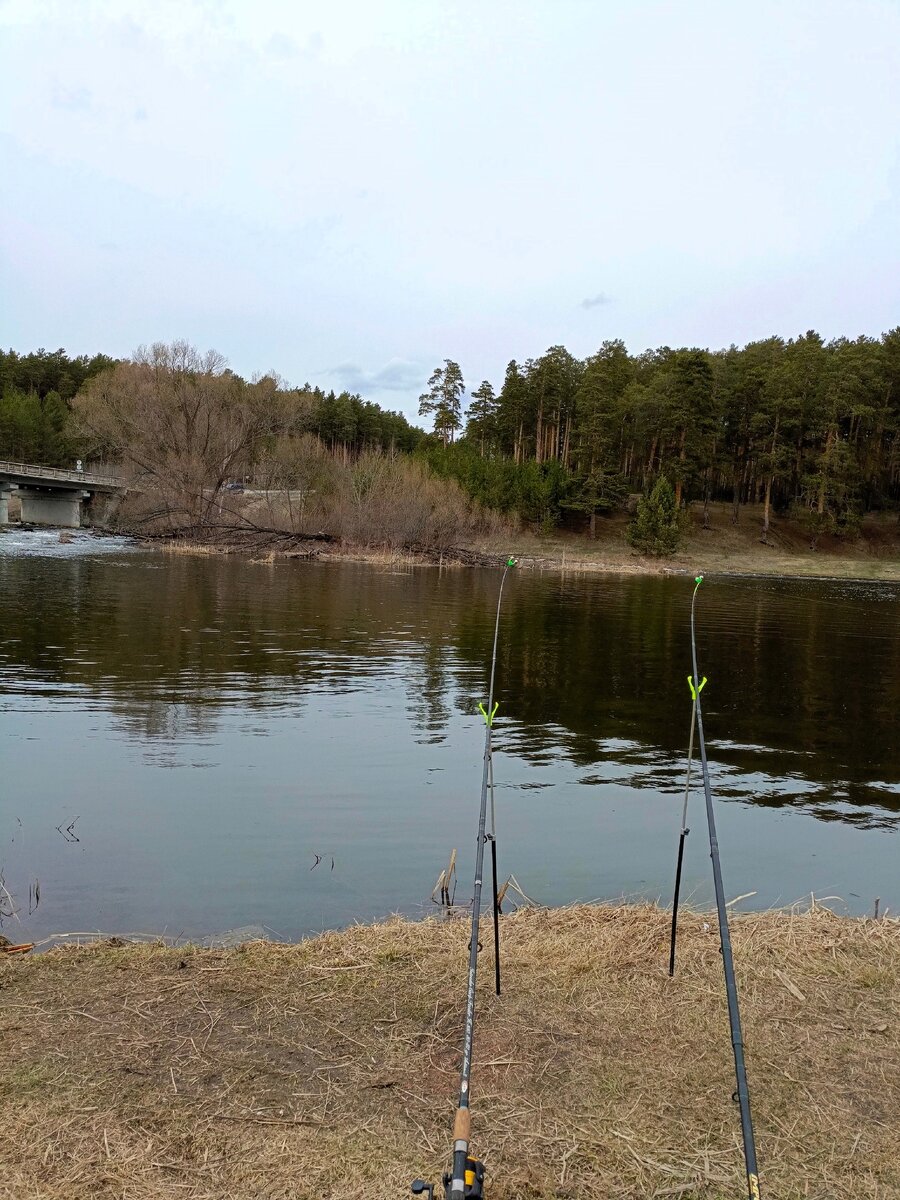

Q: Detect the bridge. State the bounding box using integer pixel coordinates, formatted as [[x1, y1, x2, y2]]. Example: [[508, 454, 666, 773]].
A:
[[0, 460, 126, 528]]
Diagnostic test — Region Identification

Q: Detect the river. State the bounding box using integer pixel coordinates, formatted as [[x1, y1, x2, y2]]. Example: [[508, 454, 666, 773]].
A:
[[1, 529, 898, 944]]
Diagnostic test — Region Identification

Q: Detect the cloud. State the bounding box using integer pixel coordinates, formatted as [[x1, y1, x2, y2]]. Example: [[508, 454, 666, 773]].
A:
[[325, 358, 425, 394], [579, 292, 613, 309], [51, 84, 92, 112], [265, 30, 323, 59], [265, 32, 298, 58]]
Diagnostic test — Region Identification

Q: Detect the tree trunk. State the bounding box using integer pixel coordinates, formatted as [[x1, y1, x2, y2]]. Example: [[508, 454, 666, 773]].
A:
[[817, 429, 835, 515], [761, 475, 773, 543], [792, 433, 803, 501], [731, 446, 743, 524], [674, 428, 687, 507], [644, 436, 658, 488], [741, 454, 752, 505], [761, 412, 780, 544]]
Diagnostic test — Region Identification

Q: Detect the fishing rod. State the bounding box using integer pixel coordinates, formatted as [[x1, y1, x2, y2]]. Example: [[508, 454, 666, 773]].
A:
[[412, 556, 516, 1200], [682, 575, 761, 1200]]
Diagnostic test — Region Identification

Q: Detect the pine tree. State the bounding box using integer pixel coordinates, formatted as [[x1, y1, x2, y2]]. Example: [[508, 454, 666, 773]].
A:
[[562, 465, 628, 537], [627, 476, 685, 556], [419, 360, 465, 445], [465, 380, 497, 455]]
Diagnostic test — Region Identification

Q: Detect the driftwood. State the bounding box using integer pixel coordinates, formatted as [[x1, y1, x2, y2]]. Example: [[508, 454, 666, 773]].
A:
[[137, 525, 336, 559], [402, 544, 507, 567], [150, 523, 336, 544], [135, 527, 509, 568]]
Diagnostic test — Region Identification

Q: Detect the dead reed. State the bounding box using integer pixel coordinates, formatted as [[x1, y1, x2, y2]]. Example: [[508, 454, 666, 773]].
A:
[[2, 903, 898, 1199]]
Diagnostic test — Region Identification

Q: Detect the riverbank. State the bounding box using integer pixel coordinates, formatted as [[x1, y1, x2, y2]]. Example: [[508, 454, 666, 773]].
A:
[[142, 503, 900, 581], [3, 904, 898, 1199], [485, 503, 900, 581]]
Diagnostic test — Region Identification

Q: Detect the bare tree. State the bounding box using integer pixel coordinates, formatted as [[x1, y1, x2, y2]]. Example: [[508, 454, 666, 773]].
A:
[[74, 341, 277, 527]]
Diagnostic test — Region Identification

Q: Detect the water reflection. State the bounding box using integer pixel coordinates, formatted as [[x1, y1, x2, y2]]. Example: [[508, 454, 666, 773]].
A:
[[0, 532, 898, 938], [2, 541, 898, 817]]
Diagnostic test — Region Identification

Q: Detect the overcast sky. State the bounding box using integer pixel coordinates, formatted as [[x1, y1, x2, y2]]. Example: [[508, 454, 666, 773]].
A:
[[1, 0, 898, 421]]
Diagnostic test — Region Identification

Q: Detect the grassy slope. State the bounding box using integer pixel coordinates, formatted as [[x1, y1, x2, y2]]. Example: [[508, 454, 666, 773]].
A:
[[484, 504, 900, 581], [2, 904, 899, 1199]]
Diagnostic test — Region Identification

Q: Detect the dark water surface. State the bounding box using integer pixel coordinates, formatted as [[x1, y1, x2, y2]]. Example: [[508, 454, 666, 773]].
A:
[[1, 529, 898, 943]]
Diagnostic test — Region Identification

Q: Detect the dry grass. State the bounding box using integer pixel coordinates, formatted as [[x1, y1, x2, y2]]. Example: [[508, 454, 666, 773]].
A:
[[500, 505, 900, 582], [155, 541, 224, 557], [2, 904, 899, 1199]]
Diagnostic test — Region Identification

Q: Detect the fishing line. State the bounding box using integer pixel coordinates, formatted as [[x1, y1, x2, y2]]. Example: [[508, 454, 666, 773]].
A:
[[483, 558, 513, 1000], [685, 575, 762, 1200], [668, 678, 699, 977]]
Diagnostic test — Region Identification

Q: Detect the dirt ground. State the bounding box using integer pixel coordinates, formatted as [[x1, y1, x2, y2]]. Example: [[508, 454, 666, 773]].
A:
[[497, 504, 900, 581], [2, 903, 898, 1199]]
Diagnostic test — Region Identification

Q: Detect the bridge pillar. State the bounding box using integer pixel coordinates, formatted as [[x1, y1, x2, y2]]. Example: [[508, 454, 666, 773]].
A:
[[0, 485, 11, 526], [18, 487, 84, 528]]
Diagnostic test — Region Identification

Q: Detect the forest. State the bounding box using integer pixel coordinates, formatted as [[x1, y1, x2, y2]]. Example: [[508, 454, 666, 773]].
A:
[[424, 331, 900, 539], [2, 331, 899, 542], [0, 348, 116, 464], [0, 347, 421, 468]]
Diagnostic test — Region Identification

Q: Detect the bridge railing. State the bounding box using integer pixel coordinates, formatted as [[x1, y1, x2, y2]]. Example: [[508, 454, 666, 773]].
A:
[[0, 460, 123, 488]]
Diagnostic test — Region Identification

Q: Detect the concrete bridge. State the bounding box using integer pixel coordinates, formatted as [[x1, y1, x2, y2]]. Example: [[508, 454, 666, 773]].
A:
[[0, 460, 125, 528]]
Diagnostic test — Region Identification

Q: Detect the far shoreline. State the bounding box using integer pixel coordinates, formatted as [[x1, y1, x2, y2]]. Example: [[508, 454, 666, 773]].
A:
[[144, 510, 900, 584], [3, 501, 898, 583]]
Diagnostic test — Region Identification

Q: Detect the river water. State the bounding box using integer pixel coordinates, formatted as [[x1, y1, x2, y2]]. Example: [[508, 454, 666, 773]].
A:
[[1, 529, 898, 943]]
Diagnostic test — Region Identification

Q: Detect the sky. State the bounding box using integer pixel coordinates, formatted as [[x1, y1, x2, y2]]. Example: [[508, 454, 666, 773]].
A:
[[1, 0, 899, 422]]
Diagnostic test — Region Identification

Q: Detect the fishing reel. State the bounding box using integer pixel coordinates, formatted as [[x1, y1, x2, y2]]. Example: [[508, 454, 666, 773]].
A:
[[411, 1158, 485, 1199]]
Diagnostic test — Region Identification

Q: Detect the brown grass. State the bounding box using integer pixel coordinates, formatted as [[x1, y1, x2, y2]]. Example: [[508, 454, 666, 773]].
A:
[[494, 504, 900, 581], [2, 904, 898, 1199]]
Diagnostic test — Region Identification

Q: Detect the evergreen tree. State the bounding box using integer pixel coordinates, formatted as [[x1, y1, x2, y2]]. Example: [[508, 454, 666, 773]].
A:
[[465, 380, 497, 455], [628, 476, 685, 556], [562, 464, 628, 537], [495, 360, 530, 462], [527, 345, 581, 464], [574, 339, 633, 477], [419, 359, 465, 445]]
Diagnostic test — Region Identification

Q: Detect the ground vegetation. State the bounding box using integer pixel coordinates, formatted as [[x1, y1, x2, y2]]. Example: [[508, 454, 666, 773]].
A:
[[2, 904, 898, 1199]]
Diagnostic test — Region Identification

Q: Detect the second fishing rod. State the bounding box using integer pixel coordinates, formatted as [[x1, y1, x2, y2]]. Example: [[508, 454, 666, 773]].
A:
[[412, 556, 516, 1200], [670, 576, 761, 1200]]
